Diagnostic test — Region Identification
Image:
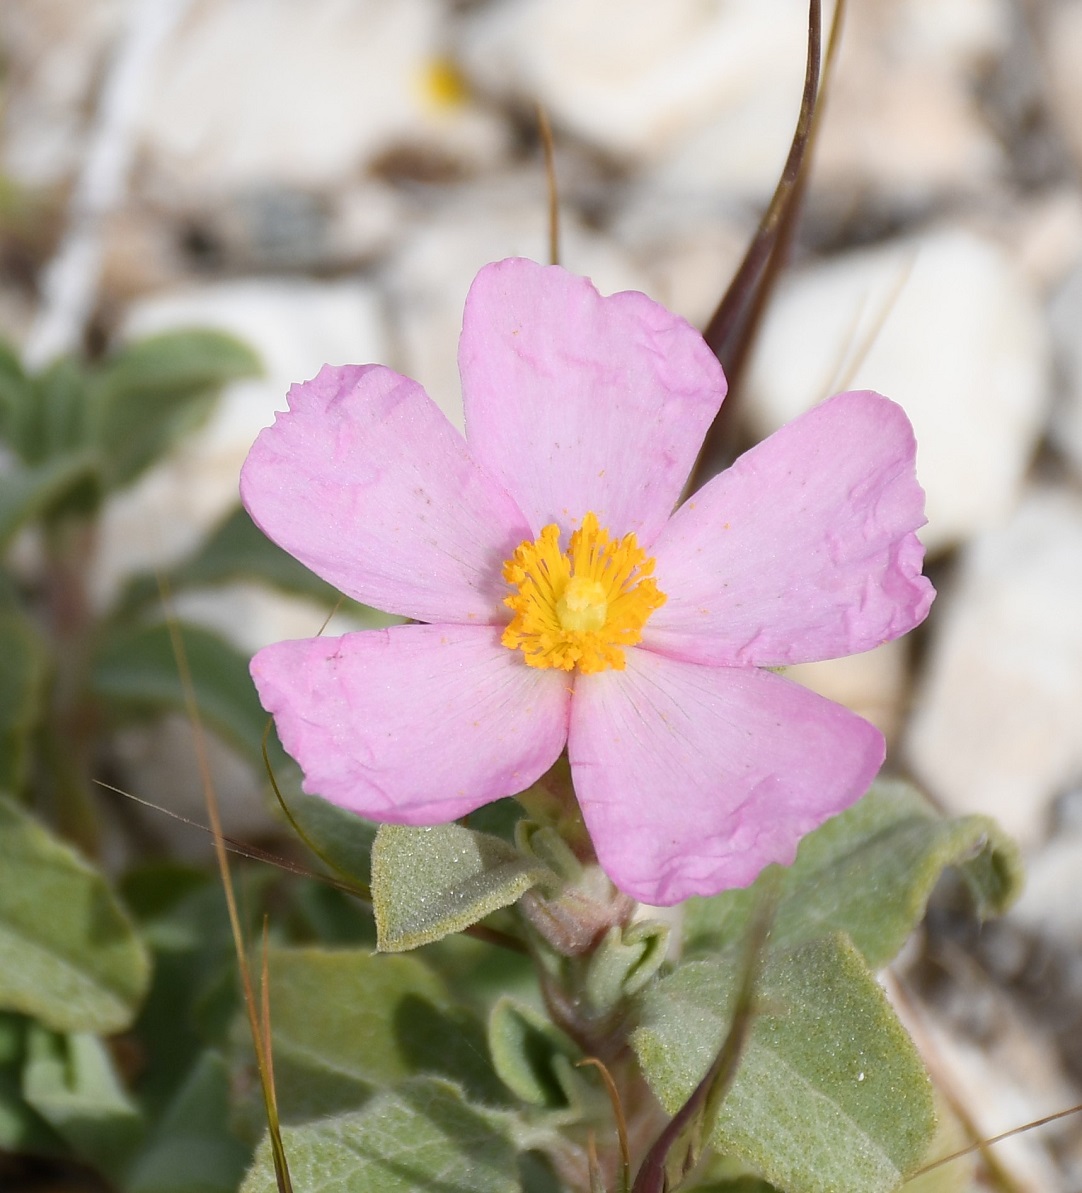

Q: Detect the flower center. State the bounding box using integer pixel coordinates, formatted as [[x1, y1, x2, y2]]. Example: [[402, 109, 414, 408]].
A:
[[500, 511, 666, 674]]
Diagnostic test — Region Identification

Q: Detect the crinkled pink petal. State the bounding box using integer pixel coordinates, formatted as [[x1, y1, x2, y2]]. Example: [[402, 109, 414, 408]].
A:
[[568, 649, 884, 904], [252, 624, 571, 823], [459, 258, 726, 546], [642, 391, 934, 667], [241, 364, 531, 624]]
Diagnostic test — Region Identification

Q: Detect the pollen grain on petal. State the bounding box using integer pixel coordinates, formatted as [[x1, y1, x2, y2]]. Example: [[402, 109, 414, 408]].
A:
[[501, 511, 665, 674]]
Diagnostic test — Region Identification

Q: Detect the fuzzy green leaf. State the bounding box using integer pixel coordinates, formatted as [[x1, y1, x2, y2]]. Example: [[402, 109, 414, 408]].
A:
[[487, 997, 581, 1110], [90, 618, 279, 770], [242, 948, 504, 1128], [0, 610, 50, 794], [125, 1051, 250, 1193], [0, 452, 99, 546], [22, 1024, 143, 1178], [280, 791, 378, 889], [86, 329, 260, 489], [0, 794, 150, 1033], [242, 1078, 520, 1193], [0, 1013, 63, 1155], [373, 823, 550, 952], [683, 781, 1023, 969], [633, 935, 935, 1193]]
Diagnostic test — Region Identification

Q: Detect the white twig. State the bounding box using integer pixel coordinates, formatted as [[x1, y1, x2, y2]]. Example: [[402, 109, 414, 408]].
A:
[[25, 0, 193, 368]]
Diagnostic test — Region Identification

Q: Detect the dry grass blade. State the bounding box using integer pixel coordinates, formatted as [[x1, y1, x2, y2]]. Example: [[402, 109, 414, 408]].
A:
[[157, 577, 294, 1193], [577, 1057, 632, 1193], [906, 1102, 1082, 1185], [537, 102, 561, 267]]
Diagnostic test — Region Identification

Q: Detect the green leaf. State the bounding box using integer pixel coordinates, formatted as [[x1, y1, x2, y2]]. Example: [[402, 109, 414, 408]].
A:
[[0, 794, 150, 1034], [90, 618, 279, 771], [633, 935, 935, 1193], [683, 781, 1023, 969], [117, 506, 388, 618], [125, 1050, 251, 1193], [0, 609, 50, 794], [0, 343, 33, 455], [372, 823, 550, 952], [280, 791, 378, 889], [242, 948, 505, 1128], [86, 329, 260, 489], [0, 452, 99, 547], [22, 1024, 143, 1178], [241, 1078, 520, 1193], [0, 1013, 65, 1156], [487, 997, 581, 1111]]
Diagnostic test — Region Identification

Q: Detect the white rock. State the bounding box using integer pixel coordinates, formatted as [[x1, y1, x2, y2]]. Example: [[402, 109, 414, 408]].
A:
[[1011, 825, 1082, 939], [1049, 257, 1082, 480], [93, 277, 388, 606], [743, 226, 1052, 552], [609, 191, 753, 328], [1043, 1, 1082, 175], [137, 0, 507, 193], [385, 184, 654, 431], [462, 0, 810, 167], [905, 489, 1082, 847], [786, 640, 908, 743], [0, 0, 131, 187]]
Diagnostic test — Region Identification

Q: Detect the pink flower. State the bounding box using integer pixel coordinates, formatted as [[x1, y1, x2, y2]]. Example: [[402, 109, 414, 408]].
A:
[[241, 258, 933, 905]]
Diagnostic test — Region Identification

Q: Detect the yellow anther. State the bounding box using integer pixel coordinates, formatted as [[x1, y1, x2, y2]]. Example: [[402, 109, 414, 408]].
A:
[[501, 512, 665, 674]]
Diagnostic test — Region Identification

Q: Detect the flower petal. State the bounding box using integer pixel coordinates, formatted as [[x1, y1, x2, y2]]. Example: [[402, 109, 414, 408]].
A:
[[241, 364, 532, 623], [252, 624, 570, 823], [643, 391, 934, 666], [460, 258, 726, 544], [568, 650, 884, 904]]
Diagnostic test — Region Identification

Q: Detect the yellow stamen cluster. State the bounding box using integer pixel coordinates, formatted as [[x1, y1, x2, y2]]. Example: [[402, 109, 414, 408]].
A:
[[501, 512, 666, 674]]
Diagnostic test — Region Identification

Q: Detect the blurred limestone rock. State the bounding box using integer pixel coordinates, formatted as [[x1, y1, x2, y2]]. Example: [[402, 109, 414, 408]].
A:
[[383, 181, 653, 431], [786, 640, 909, 744], [134, 0, 507, 195], [742, 225, 1051, 553], [905, 488, 1082, 847], [92, 277, 387, 607], [461, 0, 809, 186], [0, 0, 130, 187], [1049, 253, 1082, 480], [1043, 0, 1082, 176]]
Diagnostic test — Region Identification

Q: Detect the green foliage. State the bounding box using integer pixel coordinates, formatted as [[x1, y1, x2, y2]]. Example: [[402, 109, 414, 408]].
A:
[[0, 452, 99, 547], [372, 823, 551, 952], [22, 1024, 143, 1179], [0, 794, 150, 1034], [125, 1051, 251, 1193], [683, 780, 1023, 968], [278, 791, 379, 888], [84, 329, 261, 489], [634, 935, 936, 1193], [241, 1078, 521, 1193], [487, 998, 581, 1111], [90, 618, 285, 771], [0, 1013, 65, 1156], [0, 609, 49, 793], [117, 506, 374, 618], [241, 948, 505, 1129]]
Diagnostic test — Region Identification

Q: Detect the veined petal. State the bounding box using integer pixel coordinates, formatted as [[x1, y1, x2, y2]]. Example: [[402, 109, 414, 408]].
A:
[[241, 364, 532, 624], [568, 650, 884, 905], [252, 624, 570, 823], [460, 258, 726, 546], [643, 392, 934, 666]]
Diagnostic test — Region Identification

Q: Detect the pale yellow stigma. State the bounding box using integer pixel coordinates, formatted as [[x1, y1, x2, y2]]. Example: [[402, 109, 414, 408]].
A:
[[501, 511, 666, 674]]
